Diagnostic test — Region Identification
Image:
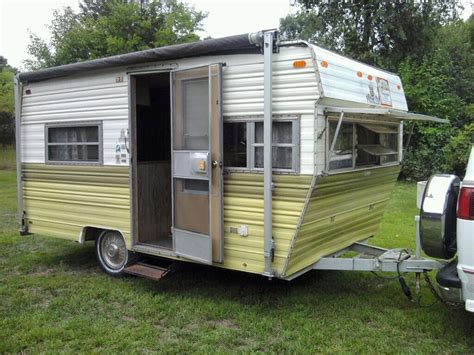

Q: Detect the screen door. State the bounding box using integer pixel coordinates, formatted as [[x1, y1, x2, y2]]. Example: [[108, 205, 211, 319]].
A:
[[171, 64, 223, 264]]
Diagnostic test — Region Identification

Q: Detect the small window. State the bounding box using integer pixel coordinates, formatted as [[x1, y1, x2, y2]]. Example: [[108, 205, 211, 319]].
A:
[[224, 122, 247, 168], [254, 121, 295, 170], [328, 120, 399, 171], [46, 123, 102, 164], [224, 117, 299, 173]]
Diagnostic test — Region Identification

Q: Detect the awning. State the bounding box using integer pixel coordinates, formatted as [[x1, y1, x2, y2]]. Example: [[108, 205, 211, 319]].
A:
[[323, 106, 449, 124], [18, 33, 260, 83]]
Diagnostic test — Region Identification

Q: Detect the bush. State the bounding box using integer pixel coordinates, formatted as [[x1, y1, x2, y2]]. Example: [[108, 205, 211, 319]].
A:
[[443, 123, 474, 178]]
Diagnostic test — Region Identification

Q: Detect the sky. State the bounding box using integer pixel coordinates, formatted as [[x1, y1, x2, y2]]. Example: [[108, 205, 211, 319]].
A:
[[0, 0, 472, 70]]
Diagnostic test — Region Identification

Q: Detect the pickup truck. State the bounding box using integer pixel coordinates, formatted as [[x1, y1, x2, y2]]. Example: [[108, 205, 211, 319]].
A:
[[420, 139, 474, 312]]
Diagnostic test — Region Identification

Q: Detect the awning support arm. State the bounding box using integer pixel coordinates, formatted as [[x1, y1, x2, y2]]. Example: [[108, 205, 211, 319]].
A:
[[329, 111, 344, 155], [263, 30, 277, 277]]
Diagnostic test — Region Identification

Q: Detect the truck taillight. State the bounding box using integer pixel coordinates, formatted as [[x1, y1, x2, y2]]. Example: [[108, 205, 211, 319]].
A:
[[458, 187, 474, 220]]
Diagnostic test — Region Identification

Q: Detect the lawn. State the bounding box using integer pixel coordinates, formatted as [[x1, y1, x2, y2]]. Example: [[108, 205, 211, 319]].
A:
[[0, 169, 473, 353]]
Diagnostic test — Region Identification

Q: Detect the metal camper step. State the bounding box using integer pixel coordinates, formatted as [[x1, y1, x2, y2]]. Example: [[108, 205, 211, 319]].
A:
[[124, 262, 171, 281]]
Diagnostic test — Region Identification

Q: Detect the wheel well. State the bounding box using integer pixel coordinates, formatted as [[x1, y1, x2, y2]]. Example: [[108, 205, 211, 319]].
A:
[[79, 226, 105, 243]]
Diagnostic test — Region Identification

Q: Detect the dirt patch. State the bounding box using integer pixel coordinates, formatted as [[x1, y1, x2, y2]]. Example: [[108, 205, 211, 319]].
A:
[[3, 265, 22, 277], [30, 265, 59, 276], [122, 315, 137, 323], [20, 286, 58, 309], [213, 319, 241, 330]]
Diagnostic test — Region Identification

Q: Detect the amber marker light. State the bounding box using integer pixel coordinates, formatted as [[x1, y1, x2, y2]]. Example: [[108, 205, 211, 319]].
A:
[[293, 60, 306, 68], [357, 71, 363, 78], [397, 84, 401, 90], [320, 60, 329, 68], [367, 75, 373, 81]]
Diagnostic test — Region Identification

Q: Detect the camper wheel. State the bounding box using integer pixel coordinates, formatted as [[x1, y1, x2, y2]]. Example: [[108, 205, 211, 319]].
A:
[[95, 230, 134, 276]]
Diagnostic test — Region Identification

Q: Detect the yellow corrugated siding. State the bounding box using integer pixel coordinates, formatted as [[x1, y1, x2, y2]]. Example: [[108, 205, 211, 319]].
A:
[[22, 164, 131, 246], [222, 173, 311, 275], [21, 163, 399, 278], [284, 165, 400, 277]]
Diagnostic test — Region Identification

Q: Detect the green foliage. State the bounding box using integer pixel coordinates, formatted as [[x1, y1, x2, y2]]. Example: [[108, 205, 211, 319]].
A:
[[25, 0, 206, 70], [401, 125, 452, 181], [443, 123, 474, 178], [280, 0, 460, 71], [400, 17, 473, 180], [0, 57, 16, 146], [0, 57, 15, 117]]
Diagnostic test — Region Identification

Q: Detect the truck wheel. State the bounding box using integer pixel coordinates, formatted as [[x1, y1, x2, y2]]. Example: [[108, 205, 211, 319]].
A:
[[95, 230, 134, 276]]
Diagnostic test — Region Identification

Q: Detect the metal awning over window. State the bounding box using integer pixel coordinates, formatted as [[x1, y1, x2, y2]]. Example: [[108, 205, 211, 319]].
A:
[[324, 106, 449, 124]]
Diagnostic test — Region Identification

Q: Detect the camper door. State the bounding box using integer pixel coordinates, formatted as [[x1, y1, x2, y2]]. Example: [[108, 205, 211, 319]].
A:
[[171, 64, 223, 264]]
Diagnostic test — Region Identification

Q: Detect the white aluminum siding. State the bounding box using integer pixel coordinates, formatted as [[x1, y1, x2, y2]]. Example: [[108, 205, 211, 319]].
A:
[[20, 46, 320, 172], [312, 45, 408, 111], [20, 71, 129, 166]]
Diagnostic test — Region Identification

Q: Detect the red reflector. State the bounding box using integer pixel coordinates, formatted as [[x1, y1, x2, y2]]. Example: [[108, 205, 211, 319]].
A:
[[458, 187, 474, 220]]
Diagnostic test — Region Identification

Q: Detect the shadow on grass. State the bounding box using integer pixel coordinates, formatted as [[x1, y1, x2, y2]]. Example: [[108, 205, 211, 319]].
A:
[[29, 236, 367, 303]]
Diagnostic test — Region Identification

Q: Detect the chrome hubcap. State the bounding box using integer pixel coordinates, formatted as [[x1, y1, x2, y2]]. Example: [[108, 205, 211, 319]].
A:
[[100, 232, 126, 270]]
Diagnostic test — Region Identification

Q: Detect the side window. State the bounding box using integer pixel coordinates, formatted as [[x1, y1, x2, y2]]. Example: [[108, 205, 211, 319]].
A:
[[254, 121, 297, 170], [356, 124, 398, 166], [46, 123, 102, 164], [223, 117, 299, 173], [224, 122, 247, 168], [328, 120, 399, 171]]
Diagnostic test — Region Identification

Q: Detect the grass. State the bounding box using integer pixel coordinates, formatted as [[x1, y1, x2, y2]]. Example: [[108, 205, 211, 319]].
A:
[[0, 170, 473, 353], [0, 146, 16, 170]]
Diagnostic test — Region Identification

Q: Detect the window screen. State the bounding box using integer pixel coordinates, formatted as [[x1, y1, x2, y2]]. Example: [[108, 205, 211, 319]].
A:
[[254, 121, 294, 170], [180, 78, 209, 150], [46, 124, 101, 163]]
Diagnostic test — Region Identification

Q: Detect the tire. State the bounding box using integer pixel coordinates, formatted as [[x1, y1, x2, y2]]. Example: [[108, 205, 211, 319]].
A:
[[95, 230, 135, 276]]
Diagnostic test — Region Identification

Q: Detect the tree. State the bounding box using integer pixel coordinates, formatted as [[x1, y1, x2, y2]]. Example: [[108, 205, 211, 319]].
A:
[[280, 0, 461, 71], [400, 17, 474, 180], [0, 56, 16, 146], [25, 0, 206, 70]]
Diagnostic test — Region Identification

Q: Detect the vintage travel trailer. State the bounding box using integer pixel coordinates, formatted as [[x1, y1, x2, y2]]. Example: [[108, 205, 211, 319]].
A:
[[15, 31, 445, 281]]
